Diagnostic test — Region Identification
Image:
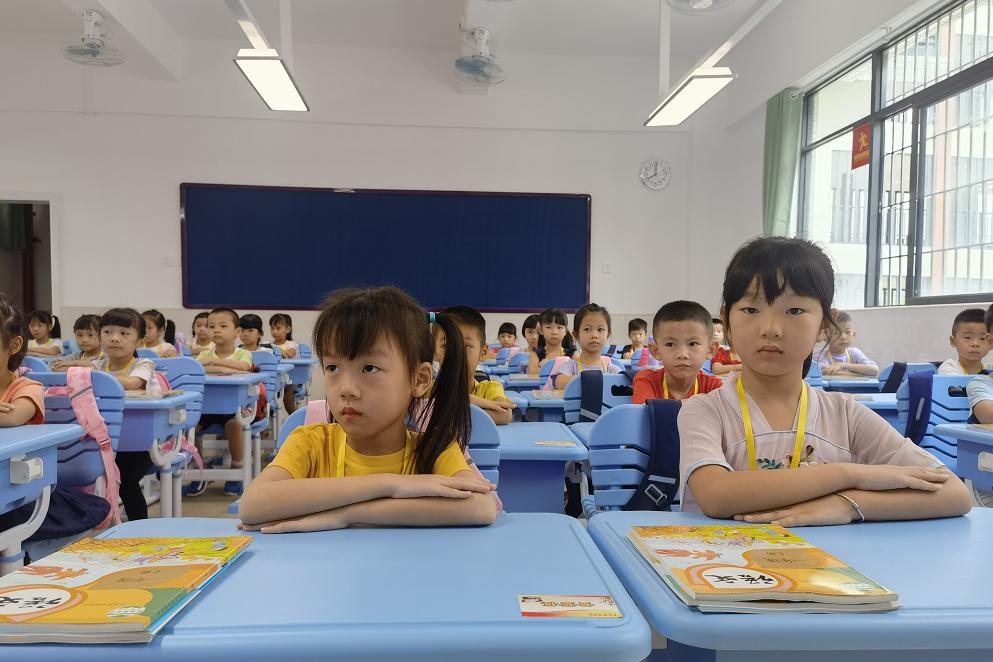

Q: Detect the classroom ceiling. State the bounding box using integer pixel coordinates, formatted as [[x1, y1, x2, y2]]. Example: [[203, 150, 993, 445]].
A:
[[3, 0, 763, 62]]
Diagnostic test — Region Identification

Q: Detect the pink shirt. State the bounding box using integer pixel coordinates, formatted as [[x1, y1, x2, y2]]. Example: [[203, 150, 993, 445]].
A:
[[676, 375, 942, 513]]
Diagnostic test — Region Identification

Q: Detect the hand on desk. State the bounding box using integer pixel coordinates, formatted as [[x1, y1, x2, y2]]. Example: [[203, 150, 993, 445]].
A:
[[239, 508, 350, 534], [734, 493, 854, 527]]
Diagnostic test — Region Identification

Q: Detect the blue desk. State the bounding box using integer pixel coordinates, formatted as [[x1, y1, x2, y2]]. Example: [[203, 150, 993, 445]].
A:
[[120, 392, 202, 518], [283, 357, 316, 387], [523, 390, 567, 423], [9, 515, 651, 661], [588, 509, 993, 662], [0, 424, 83, 574], [852, 392, 900, 430], [823, 376, 882, 393], [498, 422, 586, 513], [935, 423, 993, 492], [503, 374, 544, 392], [200, 374, 266, 489]]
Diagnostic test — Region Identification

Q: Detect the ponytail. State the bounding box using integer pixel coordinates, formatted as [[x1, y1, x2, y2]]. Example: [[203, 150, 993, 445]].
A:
[[164, 319, 176, 345], [51, 315, 62, 338]]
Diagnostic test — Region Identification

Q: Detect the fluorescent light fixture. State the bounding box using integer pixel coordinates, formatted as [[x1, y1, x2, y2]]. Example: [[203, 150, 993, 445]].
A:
[[644, 67, 735, 126], [234, 48, 308, 112]]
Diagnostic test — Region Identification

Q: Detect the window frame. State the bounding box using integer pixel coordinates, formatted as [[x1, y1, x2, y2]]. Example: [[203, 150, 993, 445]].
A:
[[799, 0, 993, 307]]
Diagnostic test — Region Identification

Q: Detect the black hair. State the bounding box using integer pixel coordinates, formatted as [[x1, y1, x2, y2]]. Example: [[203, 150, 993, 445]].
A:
[[573, 303, 612, 334], [522, 315, 540, 332], [209, 308, 241, 326], [712, 317, 724, 327], [313, 286, 471, 475], [953, 308, 987, 335], [28, 310, 61, 339], [73, 314, 101, 334], [100, 308, 145, 358], [835, 311, 853, 324], [986, 304, 993, 333], [240, 314, 264, 333], [192, 311, 209, 328], [498, 322, 517, 337], [142, 309, 176, 344], [722, 236, 836, 376], [652, 301, 714, 336], [269, 313, 294, 341], [628, 318, 648, 334], [0, 296, 28, 371], [441, 305, 487, 347], [535, 308, 576, 360]]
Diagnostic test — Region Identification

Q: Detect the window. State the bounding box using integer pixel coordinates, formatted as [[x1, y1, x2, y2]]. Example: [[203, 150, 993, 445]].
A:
[[800, 0, 993, 307]]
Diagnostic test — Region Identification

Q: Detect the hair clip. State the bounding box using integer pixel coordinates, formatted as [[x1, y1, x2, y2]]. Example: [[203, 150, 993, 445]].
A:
[[427, 312, 436, 324]]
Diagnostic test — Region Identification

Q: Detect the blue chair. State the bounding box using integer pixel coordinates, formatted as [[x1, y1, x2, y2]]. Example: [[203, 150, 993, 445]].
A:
[[153, 358, 206, 517], [469, 404, 501, 486], [897, 375, 973, 474], [20, 357, 48, 373], [702, 358, 713, 375], [805, 361, 825, 388], [63, 337, 80, 355], [249, 351, 281, 477], [493, 347, 512, 365], [879, 362, 936, 393], [582, 404, 652, 515], [508, 351, 530, 374], [565, 372, 632, 436], [137, 349, 158, 360], [179, 344, 192, 357]]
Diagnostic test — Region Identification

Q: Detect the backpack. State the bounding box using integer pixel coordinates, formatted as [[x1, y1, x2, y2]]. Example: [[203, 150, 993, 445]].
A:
[[904, 371, 933, 445], [623, 399, 682, 511]]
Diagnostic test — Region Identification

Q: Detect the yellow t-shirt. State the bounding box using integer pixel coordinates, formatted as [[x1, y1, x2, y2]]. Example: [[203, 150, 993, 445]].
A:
[[270, 423, 470, 479], [472, 379, 508, 402], [197, 347, 253, 366]]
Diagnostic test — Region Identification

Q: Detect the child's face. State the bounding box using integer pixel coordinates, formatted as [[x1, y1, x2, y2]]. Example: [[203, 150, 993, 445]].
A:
[[726, 282, 824, 379], [193, 317, 210, 342], [458, 324, 486, 378], [576, 313, 610, 355], [950, 322, 990, 363], [28, 319, 50, 340], [629, 328, 646, 347], [101, 325, 139, 360], [541, 322, 567, 347], [270, 322, 290, 344], [142, 316, 162, 343], [524, 326, 540, 348], [322, 337, 431, 440], [829, 322, 857, 353], [74, 327, 100, 353], [712, 323, 724, 346], [240, 328, 262, 348], [498, 332, 516, 348], [654, 320, 710, 381], [208, 313, 240, 346]]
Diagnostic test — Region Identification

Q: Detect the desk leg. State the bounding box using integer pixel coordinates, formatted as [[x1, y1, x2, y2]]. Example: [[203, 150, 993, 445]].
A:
[[160, 466, 173, 518], [173, 469, 183, 518], [0, 486, 50, 575], [242, 424, 253, 488], [253, 433, 262, 477]]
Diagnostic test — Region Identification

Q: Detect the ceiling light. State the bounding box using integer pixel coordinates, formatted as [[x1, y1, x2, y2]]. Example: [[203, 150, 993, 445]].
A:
[[234, 48, 308, 112], [644, 67, 735, 126]]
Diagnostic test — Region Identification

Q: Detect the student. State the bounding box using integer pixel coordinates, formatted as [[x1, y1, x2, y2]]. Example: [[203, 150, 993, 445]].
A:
[[484, 322, 520, 360], [25, 310, 62, 356], [51, 314, 103, 370], [521, 314, 541, 355], [549, 303, 621, 390], [633, 301, 723, 404], [710, 340, 742, 376], [678, 236, 970, 525], [818, 311, 879, 377], [621, 318, 649, 361], [442, 306, 516, 425], [938, 308, 991, 375], [527, 308, 575, 376], [968, 304, 993, 424], [140, 309, 177, 357], [187, 308, 254, 497], [237, 286, 498, 533], [269, 313, 299, 359], [93, 308, 162, 521], [239, 314, 270, 353], [189, 311, 214, 356], [708, 317, 726, 359]]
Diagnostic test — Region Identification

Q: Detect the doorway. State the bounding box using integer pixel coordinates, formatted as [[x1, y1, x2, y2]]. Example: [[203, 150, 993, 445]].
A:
[[0, 202, 52, 314]]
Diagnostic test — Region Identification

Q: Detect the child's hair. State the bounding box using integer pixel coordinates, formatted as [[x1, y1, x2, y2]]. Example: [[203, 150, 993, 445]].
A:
[[573, 303, 612, 334], [0, 297, 28, 371], [535, 308, 576, 359], [986, 304, 993, 333], [313, 286, 471, 474], [722, 237, 837, 376], [240, 313, 264, 333], [73, 314, 100, 334], [498, 322, 517, 337], [522, 314, 540, 333], [192, 311, 209, 328], [952, 308, 986, 335], [712, 317, 723, 327], [628, 318, 648, 334], [652, 301, 713, 335], [100, 308, 146, 358], [209, 308, 241, 326], [141, 309, 176, 344], [440, 306, 487, 346], [28, 310, 61, 338], [269, 313, 294, 340], [835, 311, 853, 325]]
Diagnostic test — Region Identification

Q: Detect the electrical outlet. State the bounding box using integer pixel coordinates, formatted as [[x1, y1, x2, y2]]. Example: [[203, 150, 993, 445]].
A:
[[601, 263, 612, 274]]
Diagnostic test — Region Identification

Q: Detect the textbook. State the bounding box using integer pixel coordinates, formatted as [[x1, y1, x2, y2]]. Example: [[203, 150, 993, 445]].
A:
[[627, 525, 898, 613], [0, 536, 251, 644]]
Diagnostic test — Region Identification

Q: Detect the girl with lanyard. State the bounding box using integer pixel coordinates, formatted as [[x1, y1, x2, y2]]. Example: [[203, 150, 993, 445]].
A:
[[677, 236, 970, 526], [548, 303, 622, 390], [94, 308, 162, 521], [238, 286, 497, 533]]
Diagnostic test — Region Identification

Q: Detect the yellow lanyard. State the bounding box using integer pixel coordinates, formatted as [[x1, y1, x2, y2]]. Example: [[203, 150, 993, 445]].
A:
[[828, 349, 851, 365], [104, 357, 135, 377], [576, 357, 606, 373], [335, 432, 412, 478], [662, 373, 698, 400], [736, 376, 808, 471]]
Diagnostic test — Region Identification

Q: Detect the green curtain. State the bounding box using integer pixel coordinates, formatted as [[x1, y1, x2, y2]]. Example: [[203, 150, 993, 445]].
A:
[[0, 204, 29, 252], [762, 88, 803, 236]]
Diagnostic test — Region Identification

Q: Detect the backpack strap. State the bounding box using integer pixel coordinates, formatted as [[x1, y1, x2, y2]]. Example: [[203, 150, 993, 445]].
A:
[[623, 399, 681, 511], [579, 369, 604, 422], [904, 370, 934, 445], [880, 362, 908, 393]]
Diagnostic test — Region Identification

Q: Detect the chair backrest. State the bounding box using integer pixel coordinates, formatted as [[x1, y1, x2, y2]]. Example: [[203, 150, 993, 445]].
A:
[[880, 362, 935, 393], [538, 358, 559, 380], [20, 356, 48, 373], [277, 407, 309, 448], [631, 348, 644, 363], [562, 372, 632, 424], [63, 337, 80, 355], [897, 374, 973, 467], [702, 358, 713, 375], [137, 348, 158, 360], [180, 344, 192, 357], [508, 351, 530, 373], [298, 343, 312, 358], [32, 371, 125, 487], [587, 404, 651, 510], [468, 404, 500, 485], [494, 347, 512, 363], [152, 357, 205, 429], [805, 360, 824, 388], [610, 357, 624, 370]]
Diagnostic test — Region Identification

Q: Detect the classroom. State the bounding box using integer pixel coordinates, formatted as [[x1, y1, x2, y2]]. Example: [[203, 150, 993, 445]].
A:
[[1, 0, 992, 659]]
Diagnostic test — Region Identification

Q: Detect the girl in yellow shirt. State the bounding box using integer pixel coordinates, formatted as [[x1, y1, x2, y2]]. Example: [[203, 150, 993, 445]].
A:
[[239, 286, 498, 533]]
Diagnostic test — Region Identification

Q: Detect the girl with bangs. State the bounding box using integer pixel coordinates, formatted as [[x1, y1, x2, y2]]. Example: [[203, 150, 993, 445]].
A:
[[678, 236, 970, 526], [238, 286, 498, 533]]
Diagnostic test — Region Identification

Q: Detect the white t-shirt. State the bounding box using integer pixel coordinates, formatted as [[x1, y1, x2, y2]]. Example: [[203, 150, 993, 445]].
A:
[[938, 358, 993, 375], [28, 338, 63, 350], [91, 356, 161, 393]]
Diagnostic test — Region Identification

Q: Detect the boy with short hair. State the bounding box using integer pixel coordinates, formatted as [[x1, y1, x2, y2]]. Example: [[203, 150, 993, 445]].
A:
[[967, 304, 993, 424], [442, 306, 516, 425], [818, 311, 879, 377], [634, 301, 723, 404], [621, 318, 649, 364], [708, 318, 725, 360], [938, 308, 991, 375], [484, 322, 521, 360]]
